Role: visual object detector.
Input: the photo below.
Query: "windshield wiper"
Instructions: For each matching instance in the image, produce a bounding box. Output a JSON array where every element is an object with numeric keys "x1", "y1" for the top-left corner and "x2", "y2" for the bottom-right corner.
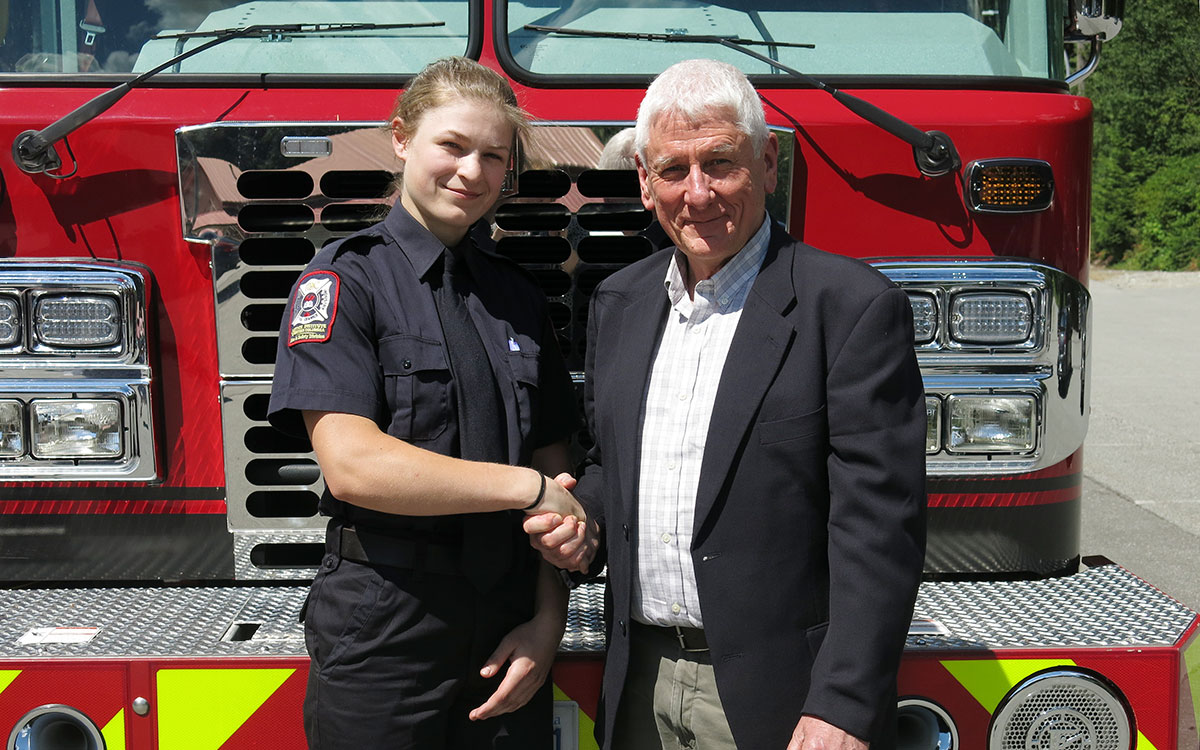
[
  {"x1": 155, "y1": 22, "x2": 441, "y2": 41},
  {"x1": 525, "y1": 24, "x2": 960, "y2": 178},
  {"x1": 12, "y1": 21, "x2": 445, "y2": 176},
  {"x1": 524, "y1": 25, "x2": 814, "y2": 50}
]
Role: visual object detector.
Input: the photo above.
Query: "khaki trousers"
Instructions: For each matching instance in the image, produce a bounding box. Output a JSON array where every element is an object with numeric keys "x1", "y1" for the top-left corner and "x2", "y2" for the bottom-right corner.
[{"x1": 611, "y1": 622, "x2": 739, "y2": 750}]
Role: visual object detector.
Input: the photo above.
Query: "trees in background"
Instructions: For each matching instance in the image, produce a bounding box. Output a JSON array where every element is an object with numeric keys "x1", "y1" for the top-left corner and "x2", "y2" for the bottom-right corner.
[{"x1": 1086, "y1": 0, "x2": 1200, "y2": 269}]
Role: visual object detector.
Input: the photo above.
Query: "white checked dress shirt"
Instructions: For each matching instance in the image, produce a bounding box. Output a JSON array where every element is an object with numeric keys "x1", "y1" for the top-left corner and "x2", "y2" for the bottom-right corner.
[{"x1": 633, "y1": 215, "x2": 772, "y2": 628}]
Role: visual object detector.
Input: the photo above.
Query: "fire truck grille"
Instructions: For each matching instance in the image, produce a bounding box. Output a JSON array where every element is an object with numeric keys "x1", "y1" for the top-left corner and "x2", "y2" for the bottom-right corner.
[{"x1": 179, "y1": 123, "x2": 656, "y2": 578}]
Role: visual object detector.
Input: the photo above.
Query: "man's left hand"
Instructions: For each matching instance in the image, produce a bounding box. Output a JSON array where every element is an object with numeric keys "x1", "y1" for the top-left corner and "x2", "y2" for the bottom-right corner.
[
  {"x1": 787, "y1": 716, "x2": 868, "y2": 750},
  {"x1": 468, "y1": 615, "x2": 560, "y2": 721}
]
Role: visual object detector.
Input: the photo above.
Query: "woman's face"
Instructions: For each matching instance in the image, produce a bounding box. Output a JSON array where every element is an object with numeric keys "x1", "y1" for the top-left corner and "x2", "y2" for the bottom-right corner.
[{"x1": 392, "y1": 99, "x2": 513, "y2": 247}]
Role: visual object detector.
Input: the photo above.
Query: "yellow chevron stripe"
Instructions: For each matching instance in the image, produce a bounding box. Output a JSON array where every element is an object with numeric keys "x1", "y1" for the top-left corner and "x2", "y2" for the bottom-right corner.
[
  {"x1": 0, "y1": 671, "x2": 19, "y2": 695},
  {"x1": 554, "y1": 685, "x2": 600, "y2": 750},
  {"x1": 157, "y1": 668, "x2": 293, "y2": 750},
  {"x1": 941, "y1": 658, "x2": 1075, "y2": 713},
  {"x1": 945, "y1": 659, "x2": 1163, "y2": 748},
  {"x1": 101, "y1": 708, "x2": 126, "y2": 750}
]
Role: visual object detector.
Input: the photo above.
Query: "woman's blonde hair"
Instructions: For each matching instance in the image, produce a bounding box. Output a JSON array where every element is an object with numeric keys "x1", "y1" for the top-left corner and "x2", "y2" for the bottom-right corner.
[{"x1": 391, "y1": 57, "x2": 529, "y2": 145}]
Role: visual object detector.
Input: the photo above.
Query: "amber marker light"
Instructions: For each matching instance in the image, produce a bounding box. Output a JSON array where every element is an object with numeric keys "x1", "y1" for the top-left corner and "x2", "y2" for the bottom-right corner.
[{"x1": 965, "y1": 159, "x2": 1054, "y2": 213}]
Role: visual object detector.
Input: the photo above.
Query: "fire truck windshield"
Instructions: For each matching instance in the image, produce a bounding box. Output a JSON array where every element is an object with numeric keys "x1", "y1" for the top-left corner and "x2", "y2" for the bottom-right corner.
[
  {"x1": 0, "y1": 0, "x2": 470, "y2": 76},
  {"x1": 505, "y1": 0, "x2": 1068, "y2": 81}
]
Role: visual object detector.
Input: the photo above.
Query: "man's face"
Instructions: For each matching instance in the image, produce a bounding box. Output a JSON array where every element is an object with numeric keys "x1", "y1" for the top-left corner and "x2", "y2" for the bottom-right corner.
[{"x1": 638, "y1": 110, "x2": 778, "y2": 280}]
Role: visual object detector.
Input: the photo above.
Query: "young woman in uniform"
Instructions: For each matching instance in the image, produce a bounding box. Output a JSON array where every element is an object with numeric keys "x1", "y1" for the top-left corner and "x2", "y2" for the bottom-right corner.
[{"x1": 269, "y1": 56, "x2": 584, "y2": 749}]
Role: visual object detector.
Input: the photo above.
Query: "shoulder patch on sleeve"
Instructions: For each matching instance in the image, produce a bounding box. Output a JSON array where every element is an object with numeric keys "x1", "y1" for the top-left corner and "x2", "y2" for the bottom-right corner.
[{"x1": 288, "y1": 271, "x2": 340, "y2": 346}]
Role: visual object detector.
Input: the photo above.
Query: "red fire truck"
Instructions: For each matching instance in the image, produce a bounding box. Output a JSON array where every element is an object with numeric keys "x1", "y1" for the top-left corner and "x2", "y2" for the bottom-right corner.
[{"x1": 2, "y1": 0, "x2": 1197, "y2": 748}]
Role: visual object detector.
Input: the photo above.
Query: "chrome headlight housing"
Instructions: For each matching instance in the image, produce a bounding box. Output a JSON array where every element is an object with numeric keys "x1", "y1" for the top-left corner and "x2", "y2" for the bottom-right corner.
[
  {"x1": 877, "y1": 261, "x2": 1090, "y2": 476},
  {"x1": 0, "y1": 262, "x2": 156, "y2": 481}
]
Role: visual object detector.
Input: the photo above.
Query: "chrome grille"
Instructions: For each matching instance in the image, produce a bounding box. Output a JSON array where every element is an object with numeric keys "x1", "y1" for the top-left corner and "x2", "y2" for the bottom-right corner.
[{"x1": 177, "y1": 123, "x2": 791, "y2": 577}]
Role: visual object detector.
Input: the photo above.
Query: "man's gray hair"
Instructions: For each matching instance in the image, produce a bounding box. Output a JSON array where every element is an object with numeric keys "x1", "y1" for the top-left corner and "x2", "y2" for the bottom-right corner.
[{"x1": 635, "y1": 59, "x2": 768, "y2": 163}]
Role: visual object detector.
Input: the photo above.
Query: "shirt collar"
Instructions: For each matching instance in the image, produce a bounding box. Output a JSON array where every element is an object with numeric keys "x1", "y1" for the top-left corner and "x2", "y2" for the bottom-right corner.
[
  {"x1": 379, "y1": 201, "x2": 456, "y2": 281},
  {"x1": 663, "y1": 213, "x2": 772, "y2": 311}
]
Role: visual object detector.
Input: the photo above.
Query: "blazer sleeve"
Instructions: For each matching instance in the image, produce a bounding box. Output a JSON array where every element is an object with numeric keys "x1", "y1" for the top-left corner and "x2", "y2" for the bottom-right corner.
[
  {"x1": 570, "y1": 284, "x2": 612, "y2": 577},
  {"x1": 802, "y1": 284, "x2": 927, "y2": 739}
]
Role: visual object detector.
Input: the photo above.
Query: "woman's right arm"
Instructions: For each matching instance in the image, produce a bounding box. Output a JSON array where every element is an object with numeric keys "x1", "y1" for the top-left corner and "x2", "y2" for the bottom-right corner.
[{"x1": 304, "y1": 410, "x2": 586, "y2": 520}]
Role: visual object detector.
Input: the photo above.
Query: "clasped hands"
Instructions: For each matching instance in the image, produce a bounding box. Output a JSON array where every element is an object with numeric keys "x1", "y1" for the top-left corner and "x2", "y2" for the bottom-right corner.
[{"x1": 521, "y1": 472, "x2": 598, "y2": 574}]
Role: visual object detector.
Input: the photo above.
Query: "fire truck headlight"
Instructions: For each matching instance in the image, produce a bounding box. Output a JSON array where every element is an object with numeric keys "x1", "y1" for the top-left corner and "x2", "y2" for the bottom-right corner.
[
  {"x1": 31, "y1": 399, "x2": 123, "y2": 458},
  {"x1": 907, "y1": 292, "x2": 937, "y2": 344},
  {"x1": 32, "y1": 294, "x2": 121, "y2": 348},
  {"x1": 0, "y1": 295, "x2": 21, "y2": 347},
  {"x1": 949, "y1": 292, "x2": 1033, "y2": 345},
  {"x1": 925, "y1": 396, "x2": 941, "y2": 454},
  {"x1": 0, "y1": 400, "x2": 24, "y2": 457},
  {"x1": 946, "y1": 395, "x2": 1036, "y2": 454}
]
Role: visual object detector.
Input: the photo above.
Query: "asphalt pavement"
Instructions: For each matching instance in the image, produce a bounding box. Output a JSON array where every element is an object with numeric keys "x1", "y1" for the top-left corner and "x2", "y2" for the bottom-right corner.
[{"x1": 1080, "y1": 268, "x2": 1200, "y2": 611}]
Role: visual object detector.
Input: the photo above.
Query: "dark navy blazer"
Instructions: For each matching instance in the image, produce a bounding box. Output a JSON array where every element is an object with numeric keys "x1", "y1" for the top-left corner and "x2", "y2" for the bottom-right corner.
[{"x1": 576, "y1": 223, "x2": 927, "y2": 749}]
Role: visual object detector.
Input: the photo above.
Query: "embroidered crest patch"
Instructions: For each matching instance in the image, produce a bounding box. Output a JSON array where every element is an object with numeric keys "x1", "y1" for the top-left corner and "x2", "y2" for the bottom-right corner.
[{"x1": 288, "y1": 271, "x2": 339, "y2": 345}]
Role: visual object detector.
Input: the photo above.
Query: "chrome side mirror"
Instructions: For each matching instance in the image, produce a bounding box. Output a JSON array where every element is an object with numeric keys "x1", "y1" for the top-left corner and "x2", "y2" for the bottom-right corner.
[
  {"x1": 1068, "y1": 0, "x2": 1125, "y2": 42},
  {"x1": 1064, "y1": 0, "x2": 1126, "y2": 85}
]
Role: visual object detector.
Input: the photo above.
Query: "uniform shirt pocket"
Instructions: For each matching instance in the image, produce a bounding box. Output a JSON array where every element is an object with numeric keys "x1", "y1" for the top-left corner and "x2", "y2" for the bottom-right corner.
[
  {"x1": 758, "y1": 405, "x2": 827, "y2": 445},
  {"x1": 506, "y1": 333, "x2": 541, "y2": 442},
  {"x1": 380, "y1": 334, "x2": 451, "y2": 441}
]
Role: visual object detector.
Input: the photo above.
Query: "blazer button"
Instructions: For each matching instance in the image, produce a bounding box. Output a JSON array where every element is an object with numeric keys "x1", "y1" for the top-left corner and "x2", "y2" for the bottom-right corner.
[
  {"x1": 623, "y1": 524, "x2": 629, "y2": 540},
  {"x1": 619, "y1": 620, "x2": 627, "y2": 636}
]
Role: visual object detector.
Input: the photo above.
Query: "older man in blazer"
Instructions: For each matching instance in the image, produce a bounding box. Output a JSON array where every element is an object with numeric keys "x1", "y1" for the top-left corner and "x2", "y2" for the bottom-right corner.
[{"x1": 529, "y1": 59, "x2": 926, "y2": 750}]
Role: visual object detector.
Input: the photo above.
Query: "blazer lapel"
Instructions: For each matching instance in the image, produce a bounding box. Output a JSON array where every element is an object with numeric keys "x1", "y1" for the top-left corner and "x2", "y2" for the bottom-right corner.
[
  {"x1": 608, "y1": 260, "x2": 671, "y2": 525},
  {"x1": 693, "y1": 231, "x2": 798, "y2": 533}
]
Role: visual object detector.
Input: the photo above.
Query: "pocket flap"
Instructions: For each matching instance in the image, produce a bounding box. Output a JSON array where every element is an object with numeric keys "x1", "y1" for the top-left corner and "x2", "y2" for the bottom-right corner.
[{"x1": 380, "y1": 335, "x2": 448, "y2": 375}]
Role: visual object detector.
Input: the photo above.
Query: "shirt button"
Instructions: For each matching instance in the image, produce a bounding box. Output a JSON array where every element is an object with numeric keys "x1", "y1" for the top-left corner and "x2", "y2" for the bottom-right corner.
[
  {"x1": 677, "y1": 393, "x2": 688, "y2": 401},
  {"x1": 671, "y1": 603, "x2": 682, "y2": 614},
  {"x1": 720, "y1": 296, "x2": 729, "y2": 305},
  {"x1": 666, "y1": 461, "x2": 676, "y2": 471},
  {"x1": 661, "y1": 533, "x2": 672, "y2": 544},
  {"x1": 402, "y1": 359, "x2": 412, "y2": 370}
]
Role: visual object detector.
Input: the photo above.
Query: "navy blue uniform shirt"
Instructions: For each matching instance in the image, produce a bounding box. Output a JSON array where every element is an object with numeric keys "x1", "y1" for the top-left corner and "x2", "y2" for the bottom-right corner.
[{"x1": 268, "y1": 201, "x2": 578, "y2": 536}]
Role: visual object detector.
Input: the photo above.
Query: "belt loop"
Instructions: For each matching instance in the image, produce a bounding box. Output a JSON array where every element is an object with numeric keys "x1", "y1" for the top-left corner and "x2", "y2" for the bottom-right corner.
[{"x1": 326, "y1": 521, "x2": 343, "y2": 555}]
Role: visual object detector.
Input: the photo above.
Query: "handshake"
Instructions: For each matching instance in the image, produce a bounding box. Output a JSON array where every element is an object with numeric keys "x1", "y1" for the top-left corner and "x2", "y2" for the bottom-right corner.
[{"x1": 519, "y1": 471, "x2": 598, "y2": 575}]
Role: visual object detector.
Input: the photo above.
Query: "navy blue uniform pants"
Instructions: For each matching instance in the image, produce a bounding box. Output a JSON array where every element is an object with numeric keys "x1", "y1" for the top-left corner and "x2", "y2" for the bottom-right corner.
[{"x1": 302, "y1": 550, "x2": 551, "y2": 749}]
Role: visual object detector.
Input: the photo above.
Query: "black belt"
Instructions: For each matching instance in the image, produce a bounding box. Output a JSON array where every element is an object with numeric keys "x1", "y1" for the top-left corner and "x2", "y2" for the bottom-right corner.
[
  {"x1": 633, "y1": 620, "x2": 710, "y2": 653},
  {"x1": 330, "y1": 524, "x2": 462, "y2": 577}
]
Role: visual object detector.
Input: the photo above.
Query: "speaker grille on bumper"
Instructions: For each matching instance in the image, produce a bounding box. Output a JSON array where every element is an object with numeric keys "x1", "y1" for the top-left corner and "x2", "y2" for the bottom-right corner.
[{"x1": 989, "y1": 670, "x2": 1131, "y2": 750}]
